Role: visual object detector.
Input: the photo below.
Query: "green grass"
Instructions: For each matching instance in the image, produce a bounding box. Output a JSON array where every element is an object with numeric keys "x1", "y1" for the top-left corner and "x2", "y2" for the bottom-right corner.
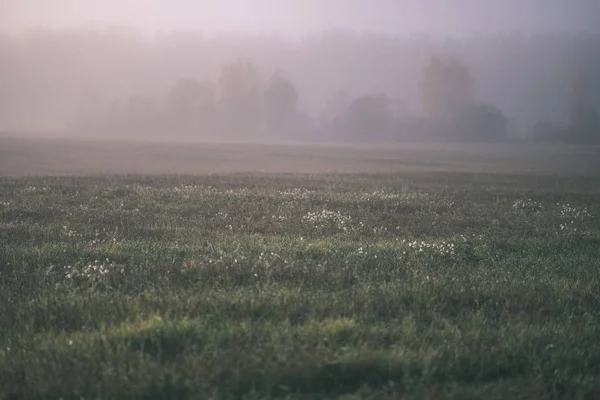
[{"x1": 1, "y1": 167, "x2": 600, "y2": 398}]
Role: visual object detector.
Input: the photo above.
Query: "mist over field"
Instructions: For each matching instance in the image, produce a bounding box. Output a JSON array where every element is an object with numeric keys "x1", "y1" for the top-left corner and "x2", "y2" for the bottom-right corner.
[{"x1": 1, "y1": 0, "x2": 599, "y2": 146}]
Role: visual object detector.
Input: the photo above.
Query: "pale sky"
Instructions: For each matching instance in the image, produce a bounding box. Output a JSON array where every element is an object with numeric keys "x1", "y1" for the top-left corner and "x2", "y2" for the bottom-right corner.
[{"x1": 1, "y1": 0, "x2": 597, "y2": 36}]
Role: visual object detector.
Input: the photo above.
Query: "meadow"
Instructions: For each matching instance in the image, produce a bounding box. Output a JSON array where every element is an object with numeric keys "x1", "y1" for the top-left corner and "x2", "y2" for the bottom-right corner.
[{"x1": 1, "y1": 138, "x2": 600, "y2": 399}]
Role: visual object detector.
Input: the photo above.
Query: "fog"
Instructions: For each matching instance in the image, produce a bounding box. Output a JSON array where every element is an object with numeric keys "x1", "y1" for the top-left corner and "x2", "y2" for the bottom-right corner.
[
  {"x1": 3, "y1": 0, "x2": 598, "y2": 36},
  {"x1": 1, "y1": 0, "x2": 599, "y2": 144}
]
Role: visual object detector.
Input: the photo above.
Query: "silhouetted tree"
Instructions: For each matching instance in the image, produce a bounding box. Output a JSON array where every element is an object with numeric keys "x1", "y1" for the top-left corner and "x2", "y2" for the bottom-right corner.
[
  {"x1": 533, "y1": 121, "x2": 566, "y2": 143},
  {"x1": 3, "y1": 28, "x2": 600, "y2": 140},
  {"x1": 217, "y1": 59, "x2": 263, "y2": 136},
  {"x1": 263, "y1": 72, "x2": 299, "y2": 135},
  {"x1": 168, "y1": 79, "x2": 214, "y2": 115},
  {"x1": 121, "y1": 95, "x2": 160, "y2": 136},
  {"x1": 419, "y1": 54, "x2": 474, "y2": 120},
  {"x1": 317, "y1": 89, "x2": 351, "y2": 132},
  {"x1": 568, "y1": 71, "x2": 600, "y2": 143},
  {"x1": 167, "y1": 78, "x2": 216, "y2": 135},
  {"x1": 453, "y1": 103, "x2": 508, "y2": 142},
  {"x1": 337, "y1": 95, "x2": 394, "y2": 140},
  {"x1": 127, "y1": 95, "x2": 157, "y2": 118}
]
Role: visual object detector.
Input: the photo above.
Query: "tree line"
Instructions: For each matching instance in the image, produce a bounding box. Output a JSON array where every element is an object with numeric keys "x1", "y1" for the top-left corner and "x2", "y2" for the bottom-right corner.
[
  {"x1": 1, "y1": 28, "x2": 599, "y2": 143},
  {"x1": 71, "y1": 55, "x2": 599, "y2": 143}
]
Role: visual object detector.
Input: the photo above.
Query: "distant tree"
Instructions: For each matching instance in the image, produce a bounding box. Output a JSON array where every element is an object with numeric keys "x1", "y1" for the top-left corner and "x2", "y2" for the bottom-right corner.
[
  {"x1": 533, "y1": 121, "x2": 566, "y2": 143},
  {"x1": 128, "y1": 95, "x2": 157, "y2": 116},
  {"x1": 123, "y1": 94, "x2": 160, "y2": 136},
  {"x1": 317, "y1": 89, "x2": 351, "y2": 132},
  {"x1": 386, "y1": 96, "x2": 408, "y2": 119},
  {"x1": 263, "y1": 72, "x2": 299, "y2": 134},
  {"x1": 76, "y1": 83, "x2": 101, "y2": 118},
  {"x1": 419, "y1": 54, "x2": 475, "y2": 120},
  {"x1": 453, "y1": 103, "x2": 508, "y2": 142},
  {"x1": 568, "y1": 71, "x2": 600, "y2": 143},
  {"x1": 294, "y1": 109, "x2": 316, "y2": 137},
  {"x1": 168, "y1": 79, "x2": 215, "y2": 115},
  {"x1": 167, "y1": 78, "x2": 215, "y2": 135},
  {"x1": 71, "y1": 94, "x2": 162, "y2": 138},
  {"x1": 70, "y1": 83, "x2": 102, "y2": 132},
  {"x1": 217, "y1": 59, "x2": 263, "y2": 135},
  {"x1": 337, "y1": 95, "x2": 395, "y2": 140}
]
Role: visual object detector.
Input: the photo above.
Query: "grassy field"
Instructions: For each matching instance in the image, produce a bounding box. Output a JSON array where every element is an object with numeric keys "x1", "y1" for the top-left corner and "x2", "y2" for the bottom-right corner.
[
  {"x1": 1, "y1": 138, "x2": 600, "y2": 398},
  {"x1": 1, "y1": 135, "x2": 600, "y2": 176}
]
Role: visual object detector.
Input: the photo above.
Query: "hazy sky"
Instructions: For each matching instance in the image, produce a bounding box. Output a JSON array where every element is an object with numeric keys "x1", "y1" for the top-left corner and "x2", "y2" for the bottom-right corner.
[{"x1": 1, "y1": 0, "x2": 597, "y2": 37}]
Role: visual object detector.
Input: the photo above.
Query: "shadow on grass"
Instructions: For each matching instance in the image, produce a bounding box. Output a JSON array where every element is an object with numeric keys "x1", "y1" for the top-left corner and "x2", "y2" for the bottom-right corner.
[{"x1": 223, "y1": 353, "x2": 531, "y2": 397}]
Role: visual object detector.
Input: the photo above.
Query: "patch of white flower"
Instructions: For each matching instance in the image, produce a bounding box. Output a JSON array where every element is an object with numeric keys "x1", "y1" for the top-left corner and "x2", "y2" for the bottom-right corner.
[
  {"x1": 199, "y1": 250, "x2": 248, "y2": 267},
  {"x1": 137, "y1": 184, "x2": 223, "y2": 198},
  {"x1": 401, "y1": 239, "x2": 457, "y2": 256},
  {"x1": 371, "y1": 226, "x2": 389, "y2": 235},
  {"x1": 222, "y1": 188, "x2": 251, "y2": 197},
  {"x1": 62, "y1": 225, "x2": 82, "y2": 238},
  {"x1": 48, "y1": 259, "x2": 124, "y2": 289},
  {"x1": 512, "y1": 198, "x2": 543, "y2": 212},
  {"x1": 258, "y1": 251, "x2": 288, "y2": 265},
  {"x1": 512, "y1": 199, "x2": 594, "y2": 235},
  {"x1": 357, "y1": 191, "x2": 431, "y2": 202},
  {"x1": 353, "y1": 239, "x2": 459, "y2": 260},
  {"x1": 21, "y1": 185, "x2": 50, "y2": 193},
  {"x1": 557, "y1": 203, "x2": 593, "y2": 234},
  {"x1": 89, "y1": 228, "x2": 120, "y2": 246},
  {"x1": 173, "y1": 184, "x2": 203, "y2": 194},
  {"x1": 131, "y1": 184, "x2": 154, "y2": 195},
  {"x1": 302, "y1": 210, "x2": 352, "y2": 232},
  {"x1": 168, "y1": 184, "x2": 214, "y2": 199},
  {"x1": 358, "y1": 191, "x2": 400, "y2": 201},
  {"x1": 278, "y1": 188, "x2": 315, "y2": 199}
]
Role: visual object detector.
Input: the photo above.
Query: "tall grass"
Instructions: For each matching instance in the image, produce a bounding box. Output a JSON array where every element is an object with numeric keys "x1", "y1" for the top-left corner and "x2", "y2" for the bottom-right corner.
[{"x1": 1, "y1": 172, "x2": 600, "y2": 398}]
